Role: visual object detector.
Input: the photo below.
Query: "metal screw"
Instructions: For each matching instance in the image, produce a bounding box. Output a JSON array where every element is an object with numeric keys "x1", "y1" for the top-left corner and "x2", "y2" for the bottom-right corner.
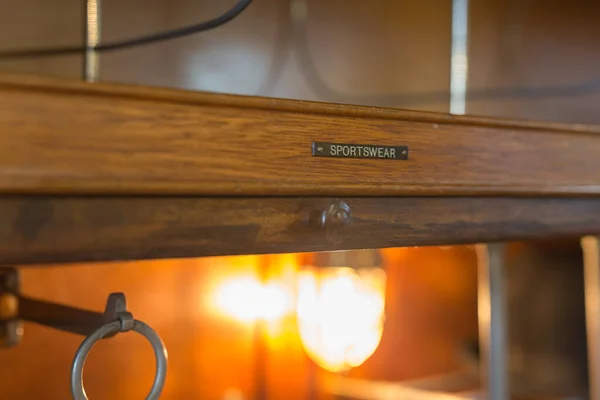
[
  {"x1": 0, "y1": 293, "x2": 18, "y2": 319},
  {"x1": 319, "y1": 201, "x2": 353, "y2": 242},
  {"x1": 1, "y1": 321, "x2": 23, "y2": 347}
]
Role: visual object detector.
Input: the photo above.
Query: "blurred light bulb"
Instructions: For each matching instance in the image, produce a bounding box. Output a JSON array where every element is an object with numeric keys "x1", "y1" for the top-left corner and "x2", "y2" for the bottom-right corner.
[
  {"x1": 214, "y1": 277, "x2": 290, "y2": 323},
  {"x1": 297, "y1": 250, "x2": 386, "y2": 372}
]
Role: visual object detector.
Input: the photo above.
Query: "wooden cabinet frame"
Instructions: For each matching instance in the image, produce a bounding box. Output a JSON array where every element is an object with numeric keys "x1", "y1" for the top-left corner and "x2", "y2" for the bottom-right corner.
[
  {"x1": 1, "y1": 73, "x2": 600, "y2": 264},
  {"x1": 2, "y1": 73, "x2": 600, "y2": 399}
]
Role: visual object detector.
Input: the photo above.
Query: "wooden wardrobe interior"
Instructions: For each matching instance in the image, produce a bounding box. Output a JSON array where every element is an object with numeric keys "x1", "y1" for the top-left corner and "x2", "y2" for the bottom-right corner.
[{"x1": 1, "y1": 0, "x2": 599, "y2": 399}]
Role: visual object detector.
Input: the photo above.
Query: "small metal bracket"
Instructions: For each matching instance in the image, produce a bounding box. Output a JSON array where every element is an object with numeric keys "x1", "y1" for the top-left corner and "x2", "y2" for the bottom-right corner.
[
  {"x1": 103, "y1": 292, "x2": 134, "y2": 332},
  {"x1": 0, "y1": 267, "x2": 22, "y2": 347},
  {"x1": 0, "y1": 268, "x2": 168, "y2": 398}
]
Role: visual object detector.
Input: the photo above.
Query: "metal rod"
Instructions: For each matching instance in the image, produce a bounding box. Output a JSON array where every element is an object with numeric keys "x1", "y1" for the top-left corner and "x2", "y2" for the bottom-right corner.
[
  {"x1": 582, "y1": 236, "x2": 600, "y2": 400},
  {"x1": 476, "y1": 243, "x2": 509, "y2": 400},
  {"x1": 18, "y1": 296, "x2": 105, "y2": 336},
  {"x1": 84, "y1": 0, "x2": 101, "y2": 81},
  {"x1": 450, "y1": 0, "x2": 469, "y2": 115}
]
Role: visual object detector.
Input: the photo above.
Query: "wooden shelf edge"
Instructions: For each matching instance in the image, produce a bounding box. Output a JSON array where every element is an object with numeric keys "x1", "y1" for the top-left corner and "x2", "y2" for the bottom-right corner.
[
  {"x1": 4, "y1": 196, "x2": 600, "y2": 266},
  {"x1": 2, "y1": 72, "x2": 600, "y2": 197},
  {"x1": 2, "y1": 72, "x2": 599, "y2": 134}
]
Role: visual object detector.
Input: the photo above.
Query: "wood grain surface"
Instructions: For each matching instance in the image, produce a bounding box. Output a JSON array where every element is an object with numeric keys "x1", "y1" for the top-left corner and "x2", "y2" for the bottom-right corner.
[
  {"x1": 3, "y1": 195, "x2": 600, "y2": 265},
  {"x1": 1, "y1": 73, "x2": 600, "y2": 196}
]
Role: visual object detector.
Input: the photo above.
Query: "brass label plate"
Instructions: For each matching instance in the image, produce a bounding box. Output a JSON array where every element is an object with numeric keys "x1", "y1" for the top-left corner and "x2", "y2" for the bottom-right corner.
[{"x1": 312, "y1": 142, "x2": 408, "y2": 160}]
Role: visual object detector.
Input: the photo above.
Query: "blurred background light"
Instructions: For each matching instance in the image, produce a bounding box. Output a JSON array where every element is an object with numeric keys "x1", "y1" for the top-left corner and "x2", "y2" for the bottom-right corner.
[
  {"x1": 297, "y1": 250, "x2": 386, "y2": 372},
  {"x1": 214, "y1": 276, "x2": 291, "y2": 324},
  {"x1": 209, "y1": 250, "x2": 387, "y2": 373}
]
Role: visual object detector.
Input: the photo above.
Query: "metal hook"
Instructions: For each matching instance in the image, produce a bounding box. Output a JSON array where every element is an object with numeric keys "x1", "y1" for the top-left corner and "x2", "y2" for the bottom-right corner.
[
  {"x1": 70, "y1": 293, "x2": 168, "y2": 400},
  {"x1": 103, "y1": 293, "x2": 134, "y2": 332}
]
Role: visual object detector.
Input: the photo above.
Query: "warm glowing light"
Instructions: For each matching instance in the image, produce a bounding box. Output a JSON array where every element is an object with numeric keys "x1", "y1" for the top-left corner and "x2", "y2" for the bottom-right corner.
[
  {"x1": 297, "y1": 266, "x2": 386, "y2": 372},
  {"x1": 214, "y1": 276, "x2": 291, "y2": 323}
]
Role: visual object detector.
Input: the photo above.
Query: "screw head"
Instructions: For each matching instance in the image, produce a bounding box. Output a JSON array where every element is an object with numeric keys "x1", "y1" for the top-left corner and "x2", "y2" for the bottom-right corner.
[{"x1": 319, "y1": 201, "x2": 353, "y2": 242}]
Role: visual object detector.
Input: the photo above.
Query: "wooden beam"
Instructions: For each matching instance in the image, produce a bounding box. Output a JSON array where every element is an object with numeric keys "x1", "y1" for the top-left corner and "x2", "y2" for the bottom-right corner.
[
  {"x1": 3, "y1": 196, "x2": 600, "y2": 265},
  {"x1": 1, "y1": 73, "x2": 600, "y2": 196}
]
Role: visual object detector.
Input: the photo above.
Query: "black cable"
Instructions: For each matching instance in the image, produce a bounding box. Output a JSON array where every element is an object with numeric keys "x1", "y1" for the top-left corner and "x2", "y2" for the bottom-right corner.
[
  {"x1": 0, "y1": 0, "x2": 253, "y2": 60},
  {"x1": 3, "y1": 0, "x2": 600, "y2": 106},
  {"x1": 291, "y1": 0, "x2": 600, "y2": 107}
]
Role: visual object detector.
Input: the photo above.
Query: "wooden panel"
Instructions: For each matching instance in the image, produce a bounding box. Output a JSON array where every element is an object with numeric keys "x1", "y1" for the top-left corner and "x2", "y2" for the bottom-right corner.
[
  {"x1": 3, "y1": 195, "x2": 600, "y2": 265},
  {"x1": 0, "y1": 0, "x2": 82, "y2": 78},
  {"x1": 469, "y1": 0, "x2": 600, "y2": 124},
  {"x1": 2, "y1": 74, "x2": 600, "y2": 196}
]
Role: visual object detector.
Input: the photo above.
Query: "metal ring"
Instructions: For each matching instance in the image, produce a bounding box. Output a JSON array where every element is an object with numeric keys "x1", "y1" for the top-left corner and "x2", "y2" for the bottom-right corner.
[{"x1": 70, "y1": 320, "x2": 168, "y2": 400}]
